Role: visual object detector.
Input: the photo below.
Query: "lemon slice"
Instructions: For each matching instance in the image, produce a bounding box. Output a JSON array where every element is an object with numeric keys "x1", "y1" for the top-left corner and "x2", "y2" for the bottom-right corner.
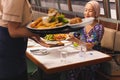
[{"x1": 73, "y1": 42, "x2": 79, "y2": 47}]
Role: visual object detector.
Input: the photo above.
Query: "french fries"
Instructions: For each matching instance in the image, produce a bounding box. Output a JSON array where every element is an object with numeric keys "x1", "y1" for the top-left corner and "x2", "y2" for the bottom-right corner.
[
  {"x1": 30, "y1": 17, "x2": 42, "y2": 28},
  {"x1": 30, "y1": 8, "x2": 68, "y2": 29},
  {"x1": 30, "y1": 18, "x2": 63, "y2": 29}
]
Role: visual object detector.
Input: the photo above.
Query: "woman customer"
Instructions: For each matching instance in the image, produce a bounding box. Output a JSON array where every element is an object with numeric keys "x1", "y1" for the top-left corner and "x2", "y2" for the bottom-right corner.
[
  {"x1": 0, "y1": 0, "x2": 41, "y2": 80},
  {"x1": 65, "y1": 0, "x2": 104, "y2": 80},
  {"x1": 70, "y1": 0, "x2": 104, "y2": 51}
]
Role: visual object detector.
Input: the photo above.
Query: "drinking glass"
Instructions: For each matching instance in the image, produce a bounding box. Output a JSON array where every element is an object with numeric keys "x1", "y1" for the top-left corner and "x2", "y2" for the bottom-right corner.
[
  {"x1": 78, "y1": 35, "x2": 87, "y2": 57},
  {"x1": 60, "y1": 51, "x2": 68, "y2": 63},
  {"x1": 79, "y1": 43, "x2": 87, "y2": 58}
]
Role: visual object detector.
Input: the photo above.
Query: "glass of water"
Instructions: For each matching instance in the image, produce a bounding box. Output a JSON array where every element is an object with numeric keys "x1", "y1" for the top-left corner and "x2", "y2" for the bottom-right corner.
[
  {"x1": 79, "y1": 43, "x2": 87, "y2": 58},
  {"x1": 60, "y1": 51, "x2": 68, "y2": 63}
]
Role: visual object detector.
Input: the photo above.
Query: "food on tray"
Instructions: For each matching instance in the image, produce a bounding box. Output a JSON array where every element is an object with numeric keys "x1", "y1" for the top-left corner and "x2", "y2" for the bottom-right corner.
[
  {"x1": 30, "y1": 8, "x2": 69, "y2": 29},
  {"x1": 69, "y1": 17, "x2": 82, "y2": 24},
  {"x1": 48, "y1": 8, "x2": 58, "y2": 16},
  {"x1": 30, "y1": 17, "x2": 42, "y2": 28},
  {"x1": 54, "y1": 34, "x2": 68, "y2": 41},
  {"x1": 44, "y1": 34, "x2": 68, "y2": 41}
]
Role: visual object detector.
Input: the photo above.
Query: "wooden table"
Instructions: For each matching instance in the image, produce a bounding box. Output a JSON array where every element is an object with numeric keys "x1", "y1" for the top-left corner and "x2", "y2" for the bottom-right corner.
[{"x1": 26, "y1": 40, "x2": 112, "y2": 74}]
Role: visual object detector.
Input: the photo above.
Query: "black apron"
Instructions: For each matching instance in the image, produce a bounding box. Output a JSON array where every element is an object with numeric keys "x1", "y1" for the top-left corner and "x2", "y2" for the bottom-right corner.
[{"x1": 0, "y1": 27, "x2": 28, "y2": 80}]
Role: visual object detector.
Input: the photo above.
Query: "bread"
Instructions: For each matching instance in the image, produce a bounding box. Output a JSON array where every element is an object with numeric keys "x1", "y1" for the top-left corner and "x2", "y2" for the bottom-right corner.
[{"x1": 69, "y1": 17, "x2": 82, "y2": 24}]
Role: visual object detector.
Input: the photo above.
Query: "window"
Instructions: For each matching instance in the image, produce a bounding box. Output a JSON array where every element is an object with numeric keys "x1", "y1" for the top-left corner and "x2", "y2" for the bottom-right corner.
[{"x1": 30, "y1": 0, "x2": 119, "y2": 19}]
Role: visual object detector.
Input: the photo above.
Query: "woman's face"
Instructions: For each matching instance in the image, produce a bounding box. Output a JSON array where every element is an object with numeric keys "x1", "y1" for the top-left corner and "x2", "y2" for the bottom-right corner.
[{"x1": 84, "y1": 3, "x2": 96, "y2": 18}]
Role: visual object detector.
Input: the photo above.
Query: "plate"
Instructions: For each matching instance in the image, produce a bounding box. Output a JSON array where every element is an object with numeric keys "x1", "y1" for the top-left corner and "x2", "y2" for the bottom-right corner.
[
  {"x1": 26, "y1": 17, "x2": 93, "y2": 34},
  {"x1": 68, "y1": 17, "x2": 95, "y2": 28},
  {"x1": 26, "y1": 16, "x2": 69, "y2": 30},
  {"x1": 26, "y1": 22, "x2": 69, "y2": 34},
  {"x1": 27, "y1": 22, "x2": 68, "y2": 30}
]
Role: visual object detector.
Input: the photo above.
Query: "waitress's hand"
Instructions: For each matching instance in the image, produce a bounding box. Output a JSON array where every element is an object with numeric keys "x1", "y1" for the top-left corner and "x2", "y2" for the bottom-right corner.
[{"x1": 29, "y1": 35, "x2": 41, "y2": 43}]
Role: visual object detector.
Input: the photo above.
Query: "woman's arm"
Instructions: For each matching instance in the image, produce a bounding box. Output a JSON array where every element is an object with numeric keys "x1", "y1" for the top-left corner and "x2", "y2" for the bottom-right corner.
[{"x1": 68, "y1": 35, "x2": 94, "y2": 50}]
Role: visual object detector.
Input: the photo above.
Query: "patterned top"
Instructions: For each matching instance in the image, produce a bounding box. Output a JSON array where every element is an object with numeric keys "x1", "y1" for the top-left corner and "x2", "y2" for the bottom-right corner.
[
  {"x1": 65, "y1": 24, "x2": 104, "y2": 80},
  {"x1": 74, "y1": 23, "x2": 104, "y2": 50}
]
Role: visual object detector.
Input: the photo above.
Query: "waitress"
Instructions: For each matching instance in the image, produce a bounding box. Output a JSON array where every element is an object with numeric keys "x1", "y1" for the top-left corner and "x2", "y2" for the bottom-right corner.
[{"x1": 0, "y1": 0, "x2": 41, "y2": 80}]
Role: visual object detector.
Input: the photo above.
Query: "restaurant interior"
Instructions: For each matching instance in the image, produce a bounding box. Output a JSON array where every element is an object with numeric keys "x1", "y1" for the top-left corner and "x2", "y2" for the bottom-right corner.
[{"x1": 26, "y1": 0, "x2": 120, "y2": 80}]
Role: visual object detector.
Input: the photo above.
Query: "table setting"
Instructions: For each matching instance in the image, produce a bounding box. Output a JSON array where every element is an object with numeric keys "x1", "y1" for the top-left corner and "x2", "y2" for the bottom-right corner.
[
  {"x1": 26, "y1": 38, "x2": 112, "y2": 74},
  {"x1": 26, "y1": 8, "x2": 111, "y2": 74}
]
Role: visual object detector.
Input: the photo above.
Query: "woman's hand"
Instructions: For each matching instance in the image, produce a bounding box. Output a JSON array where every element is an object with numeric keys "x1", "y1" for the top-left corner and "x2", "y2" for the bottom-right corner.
[
  {"x1": 86, "y1": 43, "x2": 94, "y2": 50},
  {"x1": 68, "y1": 33, "x2": 81, "y2": 44}
]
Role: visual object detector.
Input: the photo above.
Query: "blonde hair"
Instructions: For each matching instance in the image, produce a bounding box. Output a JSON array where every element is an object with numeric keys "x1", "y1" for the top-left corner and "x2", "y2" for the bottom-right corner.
[{"x1": 86, "y1": 0, "x2": 100, "y2": 17}]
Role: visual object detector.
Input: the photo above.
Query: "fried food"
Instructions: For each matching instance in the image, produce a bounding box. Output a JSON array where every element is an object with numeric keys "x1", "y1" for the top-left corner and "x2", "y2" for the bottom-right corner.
[
  {"x1": 53, "y1": 34, "x2": 67, "y2": 41},
  {"x1": 30, "y1": 17, "x2": 42, "y2": 28},
  {"x1": 30, "y1": 8, "x2": 68, "y2": 29},
  {"x1": 36, "y1": 22, "x2": 43, "y2": 27},
  {"x1": 69, "y1": 17, "x2": 82, "y2": 24},
  {"x1": 55, "y1": 22, "x2": 63, "y2": 27},
  {"x1": 44, "y1": 34, "x2": 68, "y2": 41}
]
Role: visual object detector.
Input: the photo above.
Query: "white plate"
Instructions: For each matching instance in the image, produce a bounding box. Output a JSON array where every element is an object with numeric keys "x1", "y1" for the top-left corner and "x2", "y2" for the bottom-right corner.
[
  {"x1": 26, "y1": 16, "x2": 68, "y2": 30},
  {"x1": 41, "y1": 34, "x2": 70, "y2": 44},
  {"x1": 68, "y1": 17, "x2": 94, "y2": 28}
]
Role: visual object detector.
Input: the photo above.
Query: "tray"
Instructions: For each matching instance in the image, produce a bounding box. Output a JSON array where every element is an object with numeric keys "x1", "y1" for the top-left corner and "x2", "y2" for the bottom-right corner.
[
  {"x1": 26, "y1": 23, "x2": 69, "y2": 34},
  {"x1": 26, "y1": 24, "x2": 84, "y2": 34},
  {"x1": 26, "y1": 17, "x2": 94, "y2": 34}
]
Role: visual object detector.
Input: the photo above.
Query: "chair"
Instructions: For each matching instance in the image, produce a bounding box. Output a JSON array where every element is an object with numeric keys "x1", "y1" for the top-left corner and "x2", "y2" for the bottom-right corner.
[
  {"x1": 113, "y1": 31, "x2": 120, "y2": 65},
  {"x1": 100, "y1": 27, "x2": 116, "y2": 54},
  {"x1": 97, "y1": 27, "x2": 120, "y2": 80}
]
